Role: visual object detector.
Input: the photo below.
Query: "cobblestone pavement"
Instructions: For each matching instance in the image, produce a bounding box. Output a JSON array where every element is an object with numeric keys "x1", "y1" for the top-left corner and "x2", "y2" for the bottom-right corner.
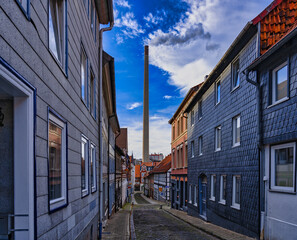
[{"x1": 133, "y1": 195, "x2": 219, "y2": 240}]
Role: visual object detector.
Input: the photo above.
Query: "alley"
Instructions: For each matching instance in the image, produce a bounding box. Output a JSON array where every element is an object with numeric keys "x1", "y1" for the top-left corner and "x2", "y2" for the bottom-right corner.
[{"x1": 132, "y1": 194, "x2": 219, "y2": 240}]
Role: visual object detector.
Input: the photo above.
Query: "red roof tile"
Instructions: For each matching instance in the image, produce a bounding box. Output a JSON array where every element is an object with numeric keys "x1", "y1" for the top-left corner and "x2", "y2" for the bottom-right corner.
[{"x1": 150, "y1": 155, "x2": 171, "y2": 174}]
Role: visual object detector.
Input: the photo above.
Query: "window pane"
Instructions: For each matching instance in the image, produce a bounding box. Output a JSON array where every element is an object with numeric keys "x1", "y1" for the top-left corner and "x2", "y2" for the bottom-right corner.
[
  {"x1": 49, "y1": 0, "x2": 65, "y2": 64},
  {"x1": 81, "y1": 140, "x2": 87, "y2": 190},
  {"x1": 275, "y1": 147, "x2": 294, "y2": 187},
  {"x1": 49, "y1": 121, "x2": 62, "y2": 200},
  {"x1": 223, "y1": 176, "x2": 226, "y2": 200},
  {"x1": 81, "y1": 50, "x2": 87, "y2": 102},
  {"x1": 217, "y1": 82, "x2": 221, "y2": 103},
  {"x1": 235, "y1": 177, "x2": 240, "y2": 204},
  {"x1": 90, "y1": 71, "x2": 95, "y2": 114},
  {"x1": 233, "y1": 60, "x2": 240, "y2": 87},
  {"x1": 276, "y1": 65, "x2": 287, "y2": 101},
  {"x1": 18, "y1": 0, "x2": 28, "y2": 12}
]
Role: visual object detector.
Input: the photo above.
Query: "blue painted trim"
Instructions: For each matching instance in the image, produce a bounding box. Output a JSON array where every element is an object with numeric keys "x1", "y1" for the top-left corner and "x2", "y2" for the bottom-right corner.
[
  {"x1": 47, "y1": 107, "x2": 69, "y2": 214},
  {"x1": 81, "y1": 134, "x2": 90, "y2": 198},
  {"x1": 87, "y1": 58, "x2": 89, "y2": 109},
  {"x1": 0, "y1": 57, "x2": 37, "y2": 239},
  {"x1": 65, "y1": 0, "x2": 68, "y2": 76},
  {"x1": 94, "y1": 13, "x2": 97, "y2": 42},
  {"x1": 15, "y1": 0, "x2": 30, "y2": 21}
]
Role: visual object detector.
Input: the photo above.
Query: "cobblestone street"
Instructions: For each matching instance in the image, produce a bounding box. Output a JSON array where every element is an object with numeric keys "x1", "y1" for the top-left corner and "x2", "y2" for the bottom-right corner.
[{"x1": 133, "y1": 194, "x2": 219, "y2": 240}]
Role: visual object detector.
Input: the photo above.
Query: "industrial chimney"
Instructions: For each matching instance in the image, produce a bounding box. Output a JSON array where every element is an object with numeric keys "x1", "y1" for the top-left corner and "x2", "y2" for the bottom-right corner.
[{"x1": 142, "y1": 45, "x2": 149, "y2": 163}]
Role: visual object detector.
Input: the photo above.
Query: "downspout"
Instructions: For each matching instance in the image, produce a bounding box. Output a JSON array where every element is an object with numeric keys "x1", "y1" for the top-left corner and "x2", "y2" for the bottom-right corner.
[
  {"x1": 244, "y1": 69, "x2": 263, "y2": 238},
  {"x1": 99, "y1": 10, "x2": 114, "y2": 240},
  {"x1": 107, "y1": 118, "x2": 110, "y2": 219},
  {"x1": 115, "y1": 130, "x2": 121, "y2": 213}
]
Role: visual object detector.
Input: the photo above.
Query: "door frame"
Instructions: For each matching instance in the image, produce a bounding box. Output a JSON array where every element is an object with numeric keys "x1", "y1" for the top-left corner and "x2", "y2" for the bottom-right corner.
[
  {"x1": 0, "y1": 58, "x2": 36, "y2": 240},
  {"x1": 198, "y1": 174, "x2": 207, "y2": 220}
]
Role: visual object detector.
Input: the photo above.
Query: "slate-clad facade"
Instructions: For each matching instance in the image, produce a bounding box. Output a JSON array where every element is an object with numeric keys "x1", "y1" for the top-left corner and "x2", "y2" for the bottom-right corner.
[{"x1": 0, "y1": 0, "x2": 116, "y2": 239}]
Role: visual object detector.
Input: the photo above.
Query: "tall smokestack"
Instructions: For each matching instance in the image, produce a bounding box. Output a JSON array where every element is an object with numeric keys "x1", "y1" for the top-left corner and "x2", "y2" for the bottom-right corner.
[{"x1": 143, "y1": 45, "x2": 149, "y2": 163}]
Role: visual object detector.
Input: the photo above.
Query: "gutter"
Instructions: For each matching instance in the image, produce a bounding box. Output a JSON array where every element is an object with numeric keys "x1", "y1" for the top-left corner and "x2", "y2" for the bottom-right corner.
[{"x1": 99, "y1": 1, "x2": 114, "y2": 238}]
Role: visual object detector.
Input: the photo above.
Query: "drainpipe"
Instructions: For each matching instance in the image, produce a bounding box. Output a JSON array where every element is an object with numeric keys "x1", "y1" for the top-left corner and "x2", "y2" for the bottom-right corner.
[
  {"x1": 107, "y1": 119, "x2": 110, "y2": 219},
  {"x1": 115, "y1": 130, "x2": 121, "y2": 213},
  {"x1": 244, "y1": 69, "x2": 263, "y2": 239},
  {"x1": 99, "y1": 9, "x2": 114, "y2": 240}
]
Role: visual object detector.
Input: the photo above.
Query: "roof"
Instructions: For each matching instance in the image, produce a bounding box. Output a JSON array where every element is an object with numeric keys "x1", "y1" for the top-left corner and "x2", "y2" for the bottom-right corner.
[
  {"x1": 150, "y1": 154, "x2": 171, "y2": 174},
  {"x1": 169, "y1": 84, "x2": 202, "y2": 124},
  {"x1": 116, "y1": 128, "x2": 128, "y2": 151},
  {"x1": 135, "y1": 165, "x2": 140, "y2": 178},
  {"x1": 96, "y1": 0, "x2": 114, "y2": 24},
  {"x1": 253, "y1": 0, "x2": 297, "y2": 55}
]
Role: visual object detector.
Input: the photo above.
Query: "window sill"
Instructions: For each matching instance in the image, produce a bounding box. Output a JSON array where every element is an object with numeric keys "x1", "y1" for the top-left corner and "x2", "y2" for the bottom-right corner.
[
  {"x1": 215, "y1": 148, "x2": 221, "y2": 152},
  {"x1": 231, "y1": 85, "x2": 240, "y2": 93},
  {"x1": 209, "y1": 197, "x2": 215, "y2": 201},
  {"x1": 49, "y1": 49, "x2": 68, "y2": 78},
  {"x1": 231, "y1": 204, "x2": 240, "y2": 210},
  {"x1": 219, "y1": 200, "x2": 226, "y2": 205},
  {"x1": 198, "y1": 117, "x2": 202, "y2": 121},
  {"x1": 269, "y1": 188, "x2": 296, "y2": 195},
  {"x1": 91, "y1": 186, "x2": 97, "y2": 193},
  {"x1": 215, "y1": 101, "x2": 221, "y2": 106},
  {"x1": 198, "y1": 153, "x2": 203, "y2": 156},
  {"x1": 268, "y1": 97, "x2": 289, "y2": 109},
  {"x1": 232, "y1": 143, "x2": 240, "y2": 148},
  {"x1": 81, "y1": 189, "x2": 89, "y2": 198}
]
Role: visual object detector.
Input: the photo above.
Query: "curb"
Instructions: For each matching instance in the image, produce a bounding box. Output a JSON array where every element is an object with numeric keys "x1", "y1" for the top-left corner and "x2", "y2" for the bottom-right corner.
[{"x1": 130, "y1": 204, "x2": 136, "y2": 240}]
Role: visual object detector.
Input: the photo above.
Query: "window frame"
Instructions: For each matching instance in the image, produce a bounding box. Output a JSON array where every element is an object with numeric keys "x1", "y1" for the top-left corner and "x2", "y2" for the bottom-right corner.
[
  {"x1": 232, "y1": 59, "x2": 240, "y2": 89},
  {"x1": 81, "y1": 44, "x2": 89, "y2": 107},
  {"x1": 16, "y1": 0, "x2": 30, "y2": 19},
  {"x1": 83, "y1": 0, "x2": 89, "y2": 16},
  {"x1": 90, "y1": 143, "x2": 97, "y2": 193},
  {"x1": 90, "y1": 66, "x2": 96, "y2": 118},
  {"x1": 198, "y1": 100, "x2": 202, "y2": 120},
  {"x1": 48, "y1": 108, "x2": 68, "y2": 212},
  {"x1": 232, "y1": 115, "x2": 240, "y2": 147},
  {"x1": 193, "y1": 185, "x2": 197, "y2": 206},
  {"x1": 210, "y1": 175, "x2": 216, "y2": 201},
  {"x1": 215, "y1": 125, "x2": 222, "y2": 151},
  {"x1": 191, "y1": 140, "x2": 195, "y2": 158},
  {"x1": 219, "y1": 175, "x2": 226, "y2": 205},
  {"x1": 48, "y1": 0, "x2": 68, "y2": 74},
  {"x1": 191, "y1": 110, "x2": 194, "y2": 126},
  {"x1": 198, "y1": 136, "x2": 203, "y2": 156},
  {"x1": 215, "y1": 80, "x2": 221, "y2": 105},
  {"x1": 271, "y1": 61, "x2": 289, "y2": 105},
  {"x1": 232, "y1": 175, "x2": 241, "y2": 210},
  {"x1": 81, "y1": 135, "x2": 89, "y2": 197},
  {"x1": 189, "y1": 184, "x2": 192, "y2": 204},
  {"x1": 270, "y1": 142, "x2": 296, "y2": 193}
]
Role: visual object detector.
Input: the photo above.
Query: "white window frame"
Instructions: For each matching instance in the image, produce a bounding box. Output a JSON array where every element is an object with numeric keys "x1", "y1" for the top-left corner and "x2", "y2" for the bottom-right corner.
[
  {"x1": 270, "y1": 142, "x2": 296, "y2": 193},
  {"x1": 232, "y1": 175, "x2": 240, "y2": 210},
  {"x1": 216, "y1": 80, "x2": 221, "y2": 104},
  {"x1": 90, "y1": 143, "x2": 97, "y2": 193},
  {"x1": 81, "y1": 135, "x2": 89, "y2": 196},
  {"x1": 48, "y1": 0, "x2": 66, "y2": 68},
  {"x1": 81, "y1": 45, "x2": 88, "y2": 106},
  {"x1": 193, "y1": 185, "x2": 197, "y2": 206},
  {"x1": 219, "y1": 175, "x2": 226, "y2": 205},
  {"x1": 215, "y1": 125, "x2": 221, "y2": 151},
  {"x1": 48, "y1": 111, "x2": 67, "y2": 211},
  {"x1": 191, "y1": 110, "x2": 194, "y2": 126},
  {"x1": 232, "y1": 115, "x2": 240, "y2": 147},
  {"x1": 198, "y1": 136, "x2": 203, "y2": 156},
  {"x1": 191, "y1": 141, "x2": 195, "y2": 158},
  {"x1": 210, "y1": 175, "x2": 216, "y2": 201},
  {"x1": 232, "y1": 59, "x2": 240, "y2": 89},
  {"x1": 189, "y1": 185, "x2": 192, "y2": 203},
  {"x1": 272, "y1": 61, "x2": 289, "y2": 105}
]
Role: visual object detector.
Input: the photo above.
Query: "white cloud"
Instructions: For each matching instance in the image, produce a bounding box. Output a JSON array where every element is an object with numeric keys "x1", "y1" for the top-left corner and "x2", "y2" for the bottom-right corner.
[
  {"x1": 127, "y1": 102, "x2": 142, "y2": 110},
  {"x1": 126, "y1": 118, "x2": 171, "y2": 159},
  {"x1": 115, "y1": 0, "x2": 131, "y2": 9},
  {"x1": 163, "y1": 95, "x2": 173, "y2": 99},
  {"x1": 146, "y1": 0, "x2": 271, "y2": 92},
  {"x1": 144, "y1": 12, "x2": 164, "y2": 26}
]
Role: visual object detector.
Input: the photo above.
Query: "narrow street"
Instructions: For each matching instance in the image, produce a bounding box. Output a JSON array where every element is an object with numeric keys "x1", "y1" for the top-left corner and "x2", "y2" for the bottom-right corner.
[{"x1": 132, "y1": 193, "x2": 219, "y2": 240}]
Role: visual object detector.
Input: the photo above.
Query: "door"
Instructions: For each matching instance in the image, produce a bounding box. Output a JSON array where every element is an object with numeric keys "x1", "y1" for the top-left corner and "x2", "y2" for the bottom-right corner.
[{"x1": 199, "y1": 175, "x2": 207, "y2": 218}]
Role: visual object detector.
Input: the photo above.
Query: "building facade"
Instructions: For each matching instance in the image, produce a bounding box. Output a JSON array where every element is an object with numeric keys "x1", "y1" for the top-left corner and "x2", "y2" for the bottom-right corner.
[
  {"x1": 0, "y1": 0, "x2": 116, "y2": 239},
  {"x1": 169, "y1": 85, "x2": 200, "y2": 211},
  {"x1": 247, "y1": 2, "x2": 297, "y2": 238}
]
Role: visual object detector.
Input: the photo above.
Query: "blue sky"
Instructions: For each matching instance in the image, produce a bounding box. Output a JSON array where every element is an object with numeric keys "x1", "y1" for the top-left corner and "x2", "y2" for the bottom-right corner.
[{"x1": 103, "y1": 0, "x2": 272, "y2": 159}]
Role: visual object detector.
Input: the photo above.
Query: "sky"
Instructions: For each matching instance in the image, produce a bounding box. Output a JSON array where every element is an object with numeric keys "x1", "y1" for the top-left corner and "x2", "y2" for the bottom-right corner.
[{"x1": 103, "y1": 0, "x2": 272, "y2": 159}]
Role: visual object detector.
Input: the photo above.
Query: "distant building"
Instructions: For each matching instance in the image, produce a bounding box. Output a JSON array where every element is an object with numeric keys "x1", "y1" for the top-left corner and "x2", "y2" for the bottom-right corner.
[
  {"x1": 149, "y1": 153, "x2": 164, "y2": 162},
  {"x1": 169, "y1": 84, "x2": 200, "y2": 211}
]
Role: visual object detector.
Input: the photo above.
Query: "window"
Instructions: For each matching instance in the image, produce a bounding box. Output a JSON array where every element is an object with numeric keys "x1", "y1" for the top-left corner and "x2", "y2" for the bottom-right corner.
[
  {"x1": 232, "y1": 115, "x2": 240, "y2": 146},
  {"x1": 272, "y1": 62, "x2": 288, "y2": 104},
  {"x1": 193, "y1": 185, "x2": 197, "y2": 206},
  {"x1": 271, "y1": 142, "x2": 295, "y2": 192},
  {"x1": 172, "y1": 149, "x2": 175, "y2": 168},
  {"x1": 198, "y1": 136, "x2": 203, "y2": 155},
  {"x1": 219, "y1": 175, "x2": 226, "y2": 204},
  {"x1": 185, "y1": 142, "x2": 188, "y2": 167},
  {"x1": 191, "y1": 110, "x2": 194, "y2": 126},
  {"x1": 90, "y1": 68, "x2": 96, "y2": 117},
  {"x1": 81, "y1": 136, "x2": 89, "y2": 196},
  {"x1": 191, "y1": 141, "x2": 194, "y2": 158},
  {"x1": 48, "y1": 111, "x2": 67, "y2": 211},
  {"x1": 90, "y1": 1, "x2": 96, "y2": 41},
  {"x1": 189, "y1": 185, "x2": 192, "y2": 203},
  {"x1": 232, "y1": 59, "x2": 240, "y2": 89},
  {"x1": 90, "y1": 143, "x2": 96, "y2": 192},
  {"x1": 177, "y1": 119, "x2": 180, "y2": 136},
  {"x1": 17, "y1": 0, "x2": 29, "y2": 16},
  {"x1": 81, "y1": 46, "x2": 88, "y2": 105},
  {"x1": 49, "y1": 0, "x2": 66, "y2": 68},
  {"x1": 172, "y1": 125, "x2": 175, "y2": 140},
  {"x1": 198, "y1": 101, "x2": 202, "y2": 119},
  {"x1": 232, "y1": 175, "x2": 240, "y2": 209},
  {"x1": 210, "y1": 175, "x2": 216, "y2": 201},
  {"x1": 215, "y1": 126, "x2": 221, "y2": 151},
  {"x1": 216, "y1": 80, "x2": 221, "y2": 104},
  {"x1": 181, "y1": 117, "x2": 183, "y2": 133}
]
